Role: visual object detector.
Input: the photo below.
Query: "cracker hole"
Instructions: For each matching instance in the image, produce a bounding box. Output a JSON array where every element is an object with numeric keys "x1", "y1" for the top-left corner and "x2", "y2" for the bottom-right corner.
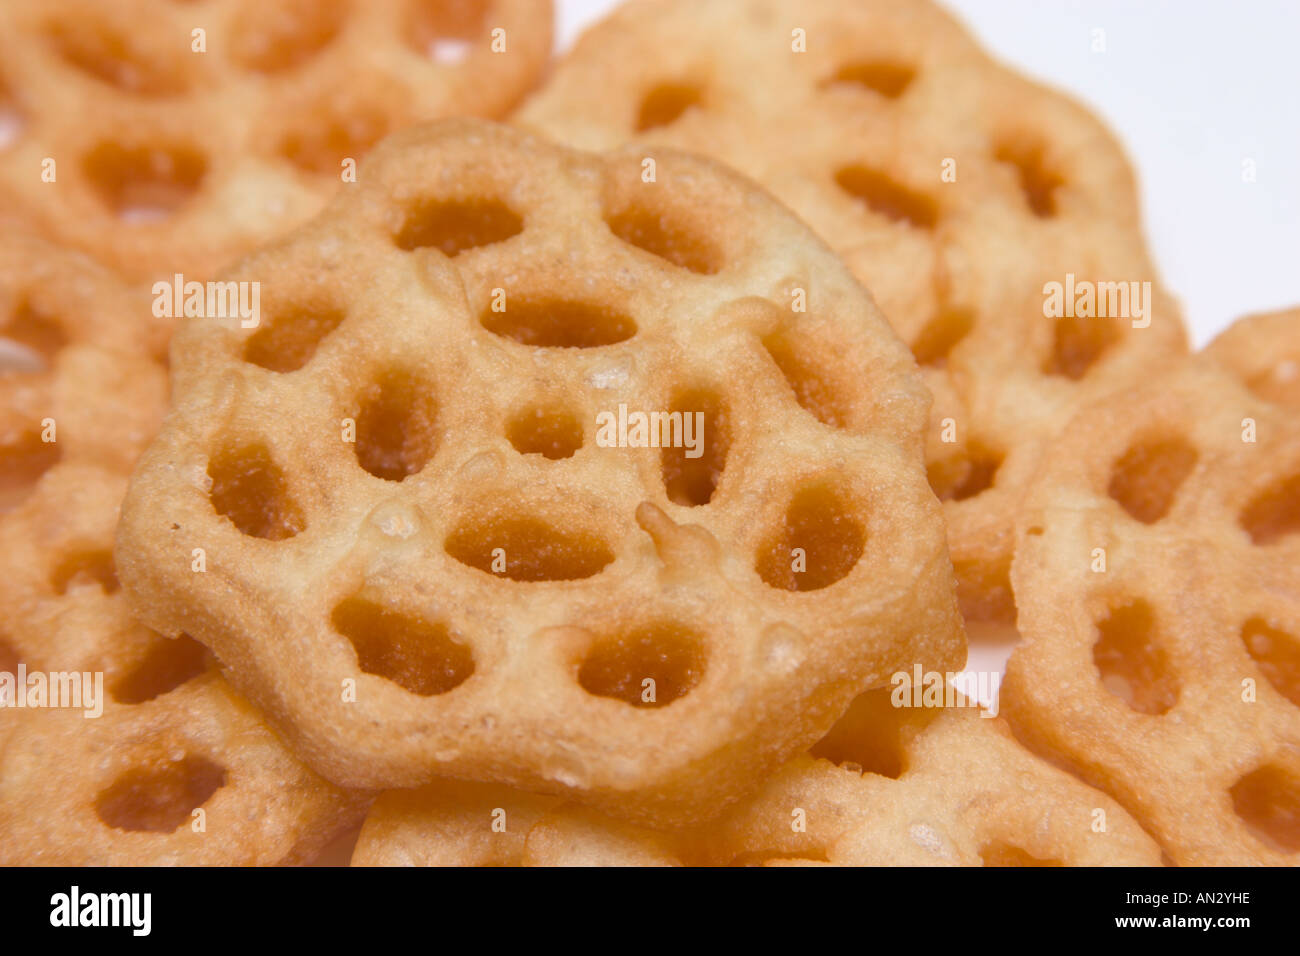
[
  {"x1": 1043, "y1": 315, "x2": 1121, "y2": 380},
  {"x1": 0, "y1": 633, "x2": 18, "y2": 674},
  {"x1": 762, "y1": 330, "x2": 849, "y2": 428},
  {"x1": 243, "y1": 302, "x2": 345, "y2": 372},
  {"x1": 995, "y1": 140, "x2": 1063, "y2": 218},
  {"x1": 980, "y1": 842, "x2": 1063, "y2": 867},
  {"x1": 1107, "y1": 435, "x2": 1197, "y2": 524},
  {"x1": 810, "y1": 687, "x2": 931, "y2": 778},
  {"x1": 911, "y1": 307, "x2": 973, "y2": 368},
  {"x1": 506, "y1": 407, "x2": 583, "y2": 460},
  {"x1": 1230, "y1": 765, "x2": 1300, "y2": 854},
  {"x1": 394, "y1": 198, "x2": 523, "y2": 256},
  {"x1": 46, "y1": 23, "x2": 187, "y2": 96},
  {"x1": 83, "y1": 143, "x2": 206, "y2": 222},
  {"x1": 332, "y1": 597, "x2": 474, "y2": 697},
  {"x1": 0, "y1": 77, "x2": 23, "y2": 149},
  {"x1": 94, "y1": 755, "x2": 226, "y2": 833},
  {"x1": 353, "y1": 369, "x2": 438, "y2": 481},
  {"x1": 51, "y1": 549, "x2": 119, "y2": 595},
  {"x1": 953, "y1": 553, "x2": 1016, "y2": 627},
  {"x1": 208, "y1": 444, "x2": 304, "y2": 541},
  {"x1": 928, "y1": 445, "x2": 1002, "y2": 503},
  {"x1": 604, "y1": 204, "x2": 722, "y2": 275},
  {"x1": 825, "y1": 61, "x2": 915, "y2": 98},
  {"x1": 577, "y1": 622, "x2": 705, "y2": 708},
  {"x1": 834, "y1": 165, "x2": 937, "y2": 230},
  {"x1": 1242, "y1": 618, "x2": 1300, "y2": 707},
  {"x1": 280, "y1": 108, "x2": 389, "y2": 176},
  {"x1": 1240, "y1": 473, "x2": 1300, "y2": 546},
  {"x1": 229, "y1": 0, "x2": 346, "y2": 73},
  {"x1": 661, "y1": 388, "x2": 729, "y2": 506},
  {"x1": 636, "y1": 83, "x2": 703, "y2": 131},
  {"x1": 445, "y1": 517, "x2": 614, "y2": 582},
  {"x1": 111, "y1": 633, "x2": 210, "y2": 704},
  {"x1": 409, "y1": 0, "x2": 488, "y2": 61},
  {"x1": 1092, "y1": 599, "x2": 1178, "y2": 715},
  {"x1": 481, "y1": 298, "x2": 636, "y2": 349},
  {"x1": 0, "y1": 432, "x2": 61, "y2": 513},
  {"x1": 757, "y1": 481, "x2": 865, "y2": 592},
  {"x1": 3, "y1": 299, "x2": 67, "y2": 367}
]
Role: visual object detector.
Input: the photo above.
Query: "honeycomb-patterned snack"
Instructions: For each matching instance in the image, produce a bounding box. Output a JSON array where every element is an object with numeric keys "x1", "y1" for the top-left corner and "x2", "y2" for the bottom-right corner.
[
  {"x1": 0, "y1": 0, "x2": 553, "y2": 283},
  {"x1": 0, "y1": 236, "x2": 365, "y2": 864},
  {"x1": 1205, "y1": 308, "x2": 1300, "y2": 409},
  {"x1": 116, "y1": 119, "x2": 965, "y2": 825},
  {"x1": 1002, "y1": 345, "x2": 1300, "y2": 865},
  {"x1": 1, "y1": 232, "x2": 168, "y2": 507},
  {"x1": 351, "y1": 687, "x2": 1163, "y2": 866},
  {"x1": 517, "y1": 0, "x2": 1187, "y2": 628}
]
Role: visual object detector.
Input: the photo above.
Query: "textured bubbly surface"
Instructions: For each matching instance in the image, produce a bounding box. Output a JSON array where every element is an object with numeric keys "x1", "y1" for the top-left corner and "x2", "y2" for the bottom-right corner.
[
  {"x1": 115, "y1": 119, "x2": 964, "y2": 825},
  {"x1": 0, "y1": 234, "x2": 364, "y2": 865},
  {"x1": 352, "y1": 686, "x2": 1163, "y2": 866},
  {"x1": 1003, "y1": 334, "x2": 1300, "y2": 865},
  {"x1": 518, "y1": 0, "x2": 1187, "y2": 628},
  {"x1": 0, "y1": 0, "x2": 553, "y2": 283}
]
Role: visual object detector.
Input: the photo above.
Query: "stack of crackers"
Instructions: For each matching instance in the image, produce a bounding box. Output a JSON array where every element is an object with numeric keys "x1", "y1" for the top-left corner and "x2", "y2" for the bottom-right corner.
[{"x1": 0, "y1": 0, "x2": 1295, "y2": 867}]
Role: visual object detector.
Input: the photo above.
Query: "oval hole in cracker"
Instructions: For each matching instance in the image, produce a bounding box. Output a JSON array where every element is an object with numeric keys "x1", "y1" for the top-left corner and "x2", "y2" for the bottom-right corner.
[
  {"x1": 111, "y1": 633, "x2": 210, "y2": 705},
  {"x1": 94, "y1": 755, "x2": 226, "y2": 833},
  {"x1": 332, "y1": 597, "x2": 474, "y2": 697},
  {"x1": 833, "y1": 165, "x2": 937, "y2": 230},
  {"x1": 243, "y1": 299, "x2": 346, "y2": 373},
  {"x1": 408, "y1": 0, "x2": 489, "y2": 61},
  {"x1": 45, "y1": 20, "x2": 188, "y2": 96},
  {"x1": 207, "y1": 443, "x2": 305, "y2": 541},
  {"x1": 979, "y1": 842, "x2": 1064, "y2": 867},
  {"x1": 636, "y1": 82, "x2": 703, "y2": 132},
  {"x1": 507, "y1": 405, "x2": 583, "y2": 460},
  {"x1": 824, "y1": 61, "x2": 915, "y2": 99},
  {"x1": 577, "y1": 621, "x2": 706, "y2": 708},
  {"x1": 1106, "y1": 434, "x2": 1197, "y2": 525},
  {"x1": 445, "y1": 515, "x2": 614, "y2": 582},
  {"x1": 1241, "y1": 617, "x2": 1300, "y2": 707},
  {"x1": 394, "y1": 197, "x2": 523, "y2": 256},
  {"x1": 1239, "y1": 472, "x2": 1300, "y2": 546},
  {"x1": 660, "y1": 386, "x2": 729, "y2": 506},
  {"x1": 228, "y1": 0, "x2": 347, "y2": 74},
  {"x1": 82, "y1": 142, "x2": 207, "y2": 222},
  {"x1": 995, "y1": 139, "x2": 1064, "y2": 219},
  {"x1": 480, "y1": 297, "x2": 636, "y2": 349},
  {"x1": 352, "y1": 368, "x2": 439, "y2": 481},
  {"x1": 1043, "y1": 314, "x2": 1121, "y2": 380},
  {"x1": 756, "y1": 480, "x2": 866, "y2": 592},
  {"x1": 762, "y1": 329, "x2": 850, "y2": 429},
  {"x1": 50, "y1": 549, "x2": 119, "y2": 595},
  {"x1": 1229, "y1": 764, "x2": 1300, "y2": 855},
  {"x1": 1091, "y1": 599, "x2": 1178, "y2": 716},
  {"x1": 603, "y1": 202, "x2": 722, "y2": 275}
]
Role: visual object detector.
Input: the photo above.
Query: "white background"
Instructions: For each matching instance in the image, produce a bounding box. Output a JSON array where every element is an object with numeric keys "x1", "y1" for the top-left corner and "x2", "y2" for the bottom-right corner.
[{"x1": 556, "y1": 0, "x2": 1300, "y2": 347}]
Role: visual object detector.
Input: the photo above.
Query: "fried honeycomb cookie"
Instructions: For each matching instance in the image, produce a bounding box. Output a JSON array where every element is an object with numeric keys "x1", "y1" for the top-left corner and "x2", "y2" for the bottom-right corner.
[
  {"x1": 0, "y1": 236, "x2": 365, "y2": 865},
  {"x1": 1, "y1": 233, "x2": 169, "y2": 509},
  {"x1": 517, "y1": 0, "x2": 1187, "y2": 628},
  {"x1": 0, "y1": 451, "x2": 365, "y2": 867},
  {"x1": 0, "y1": 0, "x2": 552, "y2": 283},
  {"x1": 116, "y1": 119, "x2": 965, "y2": 825},
  {"x1": 351, "y1": 687, "x2": 1162, "y2": 866},
  {"x1": 1205, "y1": 308, "x2": 1300, "y2": 408},
  {"x1": 1002, "y1": 346, "x2": 1300, "y2": 865}
]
